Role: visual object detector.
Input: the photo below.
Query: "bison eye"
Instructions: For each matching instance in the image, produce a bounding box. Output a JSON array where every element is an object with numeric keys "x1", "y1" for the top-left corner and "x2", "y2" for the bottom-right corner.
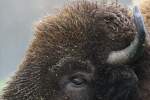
[
  {"x1": 60, "y1": 72, "x2": 90, "y2": 89},
  {"x1": 71, "y1": 78, "x2": 85, "y2": 86}
]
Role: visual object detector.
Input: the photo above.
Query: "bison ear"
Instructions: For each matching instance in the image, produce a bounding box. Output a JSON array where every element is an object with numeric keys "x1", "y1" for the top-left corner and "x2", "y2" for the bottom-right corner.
[{"x1": 107, "y1": 6, "x2": 146, "y2": 65}]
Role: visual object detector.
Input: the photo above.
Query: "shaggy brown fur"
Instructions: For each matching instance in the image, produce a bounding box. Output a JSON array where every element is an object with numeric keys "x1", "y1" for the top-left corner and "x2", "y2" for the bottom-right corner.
[{"x1": 1, "y1": 0, "x2": 150, "y2": 100}]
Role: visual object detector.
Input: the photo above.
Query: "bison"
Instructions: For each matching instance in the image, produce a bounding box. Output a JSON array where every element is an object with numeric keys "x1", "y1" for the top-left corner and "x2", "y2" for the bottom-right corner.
[{"x1": 1, "y1": 1, "x2": 150, "y2": 100}]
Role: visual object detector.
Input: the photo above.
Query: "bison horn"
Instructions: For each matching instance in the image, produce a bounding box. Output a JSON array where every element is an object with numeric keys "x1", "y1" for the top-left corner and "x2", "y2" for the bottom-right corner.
[{"x1": 107, "y1": 6, "x2": 146, "y2": 65}]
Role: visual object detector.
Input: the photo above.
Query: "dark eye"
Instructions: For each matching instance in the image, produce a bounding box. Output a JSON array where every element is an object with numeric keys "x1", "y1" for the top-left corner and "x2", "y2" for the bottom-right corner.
[
  {"x1": 70, "y1": 77, "x2": 86, "y2": 86},
  {"x1": 71, "y1": 78, "x2": 85, "y2": 85}
]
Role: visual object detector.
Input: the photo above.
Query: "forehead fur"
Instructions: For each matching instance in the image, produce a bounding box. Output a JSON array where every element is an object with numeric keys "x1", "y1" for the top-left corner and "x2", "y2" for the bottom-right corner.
[
  {"x1": 34, "y1": 0, "x2": 136, "y2": 48},
  {"x1": 22, "y1": 0, "x2": 138, "y2": 68}
]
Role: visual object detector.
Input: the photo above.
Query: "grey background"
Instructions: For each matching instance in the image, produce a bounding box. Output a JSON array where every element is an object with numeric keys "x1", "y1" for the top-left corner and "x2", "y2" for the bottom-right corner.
[{"x1": 0, "y1": 0, "x2": 131, "y2": 80}]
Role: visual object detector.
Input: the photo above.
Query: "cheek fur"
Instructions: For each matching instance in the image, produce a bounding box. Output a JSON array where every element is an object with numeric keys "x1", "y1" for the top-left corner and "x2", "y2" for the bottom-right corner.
[{"x1": 95, "y1": 65, "x2": 139, "y2": 100}]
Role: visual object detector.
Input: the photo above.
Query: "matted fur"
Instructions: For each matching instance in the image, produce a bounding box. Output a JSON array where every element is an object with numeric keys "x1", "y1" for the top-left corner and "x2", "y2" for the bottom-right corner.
[{"x1": 1, "y1": 0, "x2": 150, "y2": 100}]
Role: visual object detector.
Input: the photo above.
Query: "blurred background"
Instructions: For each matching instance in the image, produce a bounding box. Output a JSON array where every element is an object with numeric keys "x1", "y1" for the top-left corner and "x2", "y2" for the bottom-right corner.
[
  {"x1": 0, "y1": 0, "x2": 133, "y2": 85},
  {"x1": 0, "y1": 0, "x2": 68, "y2": 81}
]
